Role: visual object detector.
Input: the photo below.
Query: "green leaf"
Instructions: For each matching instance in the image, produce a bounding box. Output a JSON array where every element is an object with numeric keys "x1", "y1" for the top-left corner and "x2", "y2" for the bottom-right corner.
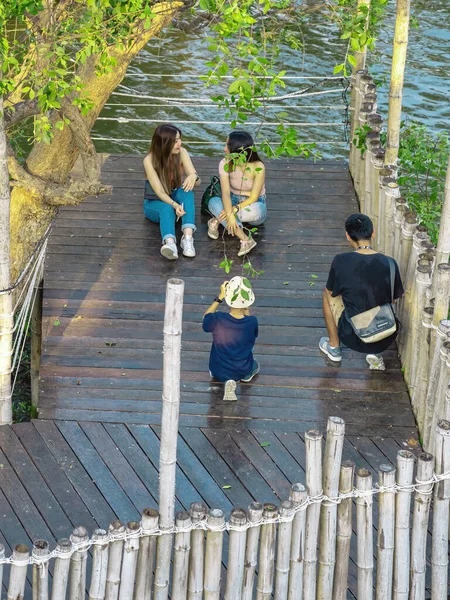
[
  {"x1": 333, "y1": 63, "x2": 344, "y2": 74},
  {"x1": 242, "y1": 278, "x2": 252, "y2": 289},
  {"x1": 282, "y1": 282, "x2": 289, "y2": 285},
  {"x1": 241, "y1": 289, "x2": 250, "y2": 300},
  {"x1": 54, "y1": 319, "x2": 60, "y2": 326},
  {"x1": 222, "y1": 485, "x2": 232, "y2": 489},
  {"x1": 347, "y1": 54, "x2": 357, "y2": 68},
  {"x1": 260, "y1": 442, "x2": 270, "y2": 447},
  {"x1": 311, "y1": 274, "x2": 319, "y2": 279}
]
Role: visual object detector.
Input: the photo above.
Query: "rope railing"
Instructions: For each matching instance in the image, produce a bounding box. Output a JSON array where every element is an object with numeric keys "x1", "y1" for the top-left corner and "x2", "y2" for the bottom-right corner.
[
  {"x1": 0, "y1": 468, "x2": 447, "y2": 567},
  {"x1": 96, "y1": 116, "x2": 346, "y2": 127},
  {"x1": 90, "y1": 136, "x2": 348, "y2": 145}
]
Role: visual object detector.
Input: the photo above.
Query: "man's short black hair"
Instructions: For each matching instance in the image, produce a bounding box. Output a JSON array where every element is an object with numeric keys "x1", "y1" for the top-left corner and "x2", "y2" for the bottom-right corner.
[{"x1": 345, "y1": 213, "x2": 374, "y2": 241}]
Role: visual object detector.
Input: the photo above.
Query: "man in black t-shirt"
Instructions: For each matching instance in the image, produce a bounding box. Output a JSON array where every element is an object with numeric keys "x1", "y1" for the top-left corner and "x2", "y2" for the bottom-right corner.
[{"x1": 320, "y1": 214, "x2": 404, "y2": 370}]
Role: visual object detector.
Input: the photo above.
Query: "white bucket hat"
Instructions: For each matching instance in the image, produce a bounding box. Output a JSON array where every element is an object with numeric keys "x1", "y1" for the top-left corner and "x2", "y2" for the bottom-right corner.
[{"x1": 224, "y1": 276, "x2": 255, "y2": 308}]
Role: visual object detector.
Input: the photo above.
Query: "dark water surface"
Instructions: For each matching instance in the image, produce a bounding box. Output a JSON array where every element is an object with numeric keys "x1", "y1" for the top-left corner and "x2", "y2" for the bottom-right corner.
[{"x1": 92, "y1": 1, "x2": 450, "y2": 160}]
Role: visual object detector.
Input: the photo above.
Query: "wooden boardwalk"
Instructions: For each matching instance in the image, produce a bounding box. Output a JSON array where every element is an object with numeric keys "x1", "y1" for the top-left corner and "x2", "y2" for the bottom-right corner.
[{"x1": 1, "y1": 156, "x2": 421, "y2": 598}]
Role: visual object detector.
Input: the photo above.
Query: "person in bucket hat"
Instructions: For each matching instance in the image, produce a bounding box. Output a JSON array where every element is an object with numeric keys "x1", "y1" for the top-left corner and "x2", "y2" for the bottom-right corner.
[{"x1": 202, "y1": 276, "x2": 260, "y2": 400}]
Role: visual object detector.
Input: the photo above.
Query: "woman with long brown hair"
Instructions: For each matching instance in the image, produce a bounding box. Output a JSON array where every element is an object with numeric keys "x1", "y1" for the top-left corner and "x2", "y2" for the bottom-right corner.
[{"x1": 143, "y1": 124, "x2": 200, "y2": 259}]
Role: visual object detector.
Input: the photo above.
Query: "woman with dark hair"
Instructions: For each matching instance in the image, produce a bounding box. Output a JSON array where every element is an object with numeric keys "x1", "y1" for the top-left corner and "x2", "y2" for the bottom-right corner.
[
  {"x1": 143, "y1": 124, "x2": 200, "y2": 260},
  {"x1": 207, "y1": 131, "x2": 267, "y2": 257}
]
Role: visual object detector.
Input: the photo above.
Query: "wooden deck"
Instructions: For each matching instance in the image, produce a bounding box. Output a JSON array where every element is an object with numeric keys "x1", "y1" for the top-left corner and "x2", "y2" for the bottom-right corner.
[{"x1": 1, "y1": 156, "x2": 421, "y2": 598}]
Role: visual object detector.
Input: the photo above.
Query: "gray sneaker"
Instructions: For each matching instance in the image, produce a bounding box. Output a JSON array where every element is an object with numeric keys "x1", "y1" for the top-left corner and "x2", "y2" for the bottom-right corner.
[
  {"x1": 319, "y1": 337, "x2": 342, "y2": 362},
  {"x1": 366, "y1": 354, "x2": 386, "y2": 371}
]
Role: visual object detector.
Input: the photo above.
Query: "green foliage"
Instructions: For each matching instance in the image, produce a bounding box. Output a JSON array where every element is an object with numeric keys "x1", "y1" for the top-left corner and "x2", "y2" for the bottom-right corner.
[
  {"x1": 219, "y1": 255, "x2": 233, "y2": 274},
  {"x1": 396, "y1": 122, "x2": 449, "y2": 245},
  {"x1": 1, "y1": 0, "x2": 159, "y2": 143},
  {"x1": 352, "y1": 124, "x2": 371, "y2": 156}
]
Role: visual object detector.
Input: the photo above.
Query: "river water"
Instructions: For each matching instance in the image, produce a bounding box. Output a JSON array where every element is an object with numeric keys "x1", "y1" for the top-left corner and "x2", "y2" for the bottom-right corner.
[{"x1": 92, "y1": 1, "x2": 450, "y2": 160}]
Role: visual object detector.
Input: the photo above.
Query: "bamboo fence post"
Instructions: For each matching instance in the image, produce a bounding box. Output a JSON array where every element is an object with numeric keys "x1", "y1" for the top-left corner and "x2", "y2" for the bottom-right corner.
[
  {"x1": 403, "y1": 264, "x2": 432, "y2": 385},
  {"x1": 384, "y1": 182, "x2": 402, "y2": 258},
  {"x1": 7, "y1": 544, "x2": 29, "y2": 600},
  {"x1": 356, "y1": 103, "x2": 375, "y2": 204},
  {"x1": 30, "y1": 276, "x2": 43, "y2": 407},
  {"x1": 225, "y1": 508, "x2": 248, "y2": 600},
  {"x1": 256, "y1": 503, "x2": 278, "y2": 600},
  {"x1": 242, "y1": 502, "x2": 263, "y2": 600},
  {"x1": 51, "y1": 539, "x2": 73, "y2": 600},
  {"x1": 429, "y1": 341, "x2": 450, "y2": 441},
  {"x1": 445, "y1": 384, "x2": 450, "y2": 420},
  {"x1": 288, "y1": 484, "x2": 306, "y2": 600},
  {"x1": 399, "y1": 230, "x2": 430, "y2": 327},
  {"x1": 393, "y1": 198, "x2": 408, "y2": 262},
  {"x1": 431, "y1": 420, "x2": 450, "y2": 599},
  {"x1": 317, "y1": 416, "x2": 345, "y2": 600},
  {"x1": 377, "y1": 170, "x2": 395, "y2": 252},
  {"x1": 434, "y1": 155, "x2": 450, "y2": 268},
  {"x1": 410, "y1": 452, "x2": 434, "y2": 600},
  {"x1": 69, "y1": 526, "x2": 89, "y2": 600},
  {"x1": 332, "y1": 460, "x2": 355, "y2": 600},
  {"x1": 397, "y1": 211, "x2": 418, "y2": 284},
  {"x1": 392, "y1": 450, "x2": 415, "y2": 600},
  {"x1": 303, "y1": 429, "x2": 323, "y2": 600},
  {"x1": 385, "y1": 0, "x2": 411, "y2": 166},
  {"x1": 0, "y1": 95, "x2": 13, "y2": 425},
  {"x1": 134, "y1": 508, "x2": 159, "y2": 600},
  {"x1": 367, "y1": 112, "x2": 383, "y2": 133},
  {"x1": 154, "y1": 278, "x2": 185, "y2": 600},
  {"x1": 430, "y1": 264, "x2": 450, "y2": 351},
  {"x1": 204, "y1": 508, "x2": 225, "y2": 600},
  {"x1": 355, "y1": 468, "x2": 373, "y2": 600},
  {"x1": 187, "y1": 501, "x2": 207, "y2": 600},
  {"x1": 376, "y1": 464, "x2": 396, "y2": 600},
  {"x1": 89, "y1": 529, "x2": 109, "y2": 600},
  {"x1": 105, "y1": 520, "x2": 126, "y2": 600},
  {"x1": 354, "y1": 0, "x2": 371, "y2": 70},
  {"x1": 274, "y1": 500, "x2": 294, "y2": 600},
  {"x1": 32, "y1": 540, "x2": 49, "y2": 600},
  {"x1": 119, "y1": 522, "x2": 140, "y2": 600},
  {"x1": 423, "y1": 319, "x2": 450, "y2": 451},
  {"x1": 409, "y1": 284, "x2": 433, "y2": 403},
  {"x1": 349, "y1": 69, "x2": 368, "y2": 179},
  {"x1": 371, "y1": 148, "x2": 386, "y2": 249},
  {"x1": 0, "y1": 543, "x2": 4, "y2": 594},
  {"x1": 364, "y1": 135, "x2": 381, "y2": 219},
  {"x1": 172, "y1": 511, "x2": 192, "y2": 600}
]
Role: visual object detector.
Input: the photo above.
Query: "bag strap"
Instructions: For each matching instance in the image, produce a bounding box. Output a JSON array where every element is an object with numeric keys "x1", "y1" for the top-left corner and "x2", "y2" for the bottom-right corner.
[{"x1": 386, "y1": 256, "x2": 395, "y2": 303}]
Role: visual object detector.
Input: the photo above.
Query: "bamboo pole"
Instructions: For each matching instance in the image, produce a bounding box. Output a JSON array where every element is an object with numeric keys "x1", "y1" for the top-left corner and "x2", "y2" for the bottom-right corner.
[
  {"x1": 7, "y1": 544, "x2": 29, "y2": 600},
  {"x1": 349, "y1": 69, "x2": 368, "y2": 180},
  {"x1": 187, "y1": 501, "x2": 207, "y2": 600},
  {"x1": 354, "y1": 0, "x2": 371, "y2": 70},
  {"x1": 274, "y1": 500, "x2": 294, "y2": 600},
  {"x1": 31, "y1": 277, "x2": 44, "y2": 407},
  {"x1": 399, "y1": 230, "x2": 430, "y2": 327},
  {"x1": 397, "y1": 211, "x2": 418, "y2": 284},
  {"x1": 332, "y1": 460, "x2": 355, "y2": 600},
  {"x1": 302, "y1": 429, "x2": 323, "y2": 600},
  {"x1": 242, "y1": 502, "x2": 263, "y2": 600},
  {"x1": 317, "y1": 416, "x2": 345, "y2": 600},
  {"x1": 172, "y1": 511, "x2": 192, "y2": 600},
  {"x1": 371, "y1": 148, "x2": 386, "y2": 249},
  {"x1": 392, "y1": 450, "x2": 415, "y2": 600},
  {"x1": 134, "y1": 508, "x2": 159, "y2": 600},
  {"x1": 204, "y1": 508, "x2": 225, "y2": 600},
  {"x1": 367, "y1": 112, "x2": 383, "y2": 132},
  {"x1": 51, "y1": 538, "x2": 73, "y2": 600},
  {"x1": 155, "y1": 278, "x2": 185, "y2": 600},
  {"x1": 119, "y1": 522, "x2": 140, "y2": 600},
  {"x1": 0, "y1": 96, "x2": 13, "y2": 425},
  {"x1": 429, "y1": 341, "x2": 450, "y2": 445},
  {"x1": 356, "y1": 104, "x2": 375, "y2": 204},
  {"x1": 377, "y1": 171, "x2": 395, "y2": 252},
  {"x1": 105, "y1": 520, "x2": 126, "y2": 600},
  {"x1": 353, "y1": 76, "x2": 373, "y2": 196},
  {"x1": 69, "y1": 526, "x2": 89, "y2": 600},
  {"x1": 33, "y1": 540, "x2": 49, "y2": 600},
  {"x1": 256, "y1": 503, "x2": 278, "y2": 600},
  {"x1": 89, "y1": 529, "x2": 109, "y2": 600},
  {"x1": 445, "y1": 384, "x2": 450, "y2": 420},
  {"x1": 431, "y1": 420, "x2": 450, "y2": 599},
  {"x1": 410, "y1": 452, "x2": 434, "y2": 600},
  {"x1": 431, "y1": 264, "x2": 450, "y2": 344},
  {"x1": 364, "y1": 136, "x2": 381, "y2": 219},
  {"x1": 384, "y1": 182, "x2": 402, "y2": 258},
  {"x1": 376, "y1": 465, "x2": 396, "y2": 600},
  {"x1": 385, "y1": 0, "x2": 411, "y2": 166},
  {"x1": 225, "y1": 508, "x2": 248, "y2": 600},
  {"x1": 393, "y1": 198, "x2": 408, "y2": 262},
  {"x1": 434, "y1": 155, "x2": 450, "y2": 268},
  {"x1": 355, "y1": 468, "x2": 373, "y2": 600},
  {"x1": 288, "y1": 484, "x2": 306, "y2": 600}
]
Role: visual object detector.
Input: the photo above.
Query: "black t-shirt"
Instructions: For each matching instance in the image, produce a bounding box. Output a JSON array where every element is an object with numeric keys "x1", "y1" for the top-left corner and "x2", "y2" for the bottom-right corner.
[{"x1": 326, "y1": 252, "x2": 404, "y2": 354}]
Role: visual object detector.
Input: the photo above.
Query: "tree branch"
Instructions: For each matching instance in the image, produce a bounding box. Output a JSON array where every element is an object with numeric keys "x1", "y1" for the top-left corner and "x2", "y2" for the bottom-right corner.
[{"x1": 4, "y1": 99, "x2": 40, "y2": 129}]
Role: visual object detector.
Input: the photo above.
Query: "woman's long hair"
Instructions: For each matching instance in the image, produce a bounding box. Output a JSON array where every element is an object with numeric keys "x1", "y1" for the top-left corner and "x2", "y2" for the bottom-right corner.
[
  {"x1": 227, "y1": 131, "x2": 263, "y2": 171},
  {"x1": 149, "y1": 124, "x2": 182, "y2": 193}
]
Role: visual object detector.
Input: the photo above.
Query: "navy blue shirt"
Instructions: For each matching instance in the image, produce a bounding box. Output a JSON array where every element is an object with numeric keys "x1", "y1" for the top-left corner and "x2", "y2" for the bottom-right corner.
[{"x1": 202, "y1": 312, "x2": 258, "y2": 382}]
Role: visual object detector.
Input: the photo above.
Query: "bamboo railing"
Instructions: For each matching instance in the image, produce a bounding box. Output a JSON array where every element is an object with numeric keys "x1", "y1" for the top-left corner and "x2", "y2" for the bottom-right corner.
[
  {"x1": 1, "y1": 416, "x2": 450, "y2": 599},
  {"x1": 348, "y1": 68, "x2": 450, "y2": 454}
]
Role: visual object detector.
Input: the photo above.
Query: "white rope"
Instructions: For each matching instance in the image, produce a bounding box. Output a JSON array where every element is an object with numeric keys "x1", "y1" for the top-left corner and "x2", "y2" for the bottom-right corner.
[
  {"x1": 105, "y1": 102, "x2": 347, "y2": 110},
  {"x1": 91, "y1": 136, "x2": 347, "y2": 145},
  {"x1": 112, "y1": 87, "x2": 344, "y2": 102},
  {"x1": 1, "y1": 468, "x2": 449, "y2": 566},
  {"x1": 96, "y1": 116, "x2": 345, "y2": 127}
]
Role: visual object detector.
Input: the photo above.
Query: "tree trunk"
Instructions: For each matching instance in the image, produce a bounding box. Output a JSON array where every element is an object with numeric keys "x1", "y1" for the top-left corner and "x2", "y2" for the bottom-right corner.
[
  {"x1": 9, "y1": 2, "x2": 179, "y2": 280},
  {"x1": 0, "y1": 96, "x2": 13, "y2": 425}
]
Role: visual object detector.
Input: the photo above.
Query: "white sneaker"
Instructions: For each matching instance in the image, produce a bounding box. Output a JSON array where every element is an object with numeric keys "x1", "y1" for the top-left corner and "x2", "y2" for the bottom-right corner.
[
  {"x1": 161, "y1": 240, "x2": 178, "y2": 260},
  {"x1": 207, "y1": 218, "x2": 219, "y2": 240},
  {"x1": 366, "y1": 354, "x2": 386, "y2": 371},
  {"x1": 181, "y1": 235, "x2": 196, "y2": 257},
  {"x1": 237, "y1": 238, "x2": 257, "y2": 257},
  {"x1": 223, "y1": 380, "x2": 237, "y2": 401}
]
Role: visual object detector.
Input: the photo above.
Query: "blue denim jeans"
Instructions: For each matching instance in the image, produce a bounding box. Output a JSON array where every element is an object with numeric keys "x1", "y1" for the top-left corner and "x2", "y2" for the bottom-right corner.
[
  {"x1": 208, "y1": 192, "x2": 267, "y2": 228},
  {"x1": 143, "y1": 186, "x2": 196, "y2": 242}
]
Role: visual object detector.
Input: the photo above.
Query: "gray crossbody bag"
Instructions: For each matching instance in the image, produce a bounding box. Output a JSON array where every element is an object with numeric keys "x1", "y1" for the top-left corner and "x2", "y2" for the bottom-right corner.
[{"x1": 345, "y1": 257, "x2": 397, "y2": 344}]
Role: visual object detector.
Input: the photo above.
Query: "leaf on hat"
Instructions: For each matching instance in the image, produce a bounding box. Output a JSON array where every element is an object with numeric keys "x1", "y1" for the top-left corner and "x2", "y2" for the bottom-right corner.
[
  {"x1": 231, "y1": 293, "x2": 239, "y2": 303},
  {"x1": 242, "y1": 277, "x2": 252, "y2": 289},
  {"x1": 241, "y1": 289, "x2": 250, "y2": 301}
]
